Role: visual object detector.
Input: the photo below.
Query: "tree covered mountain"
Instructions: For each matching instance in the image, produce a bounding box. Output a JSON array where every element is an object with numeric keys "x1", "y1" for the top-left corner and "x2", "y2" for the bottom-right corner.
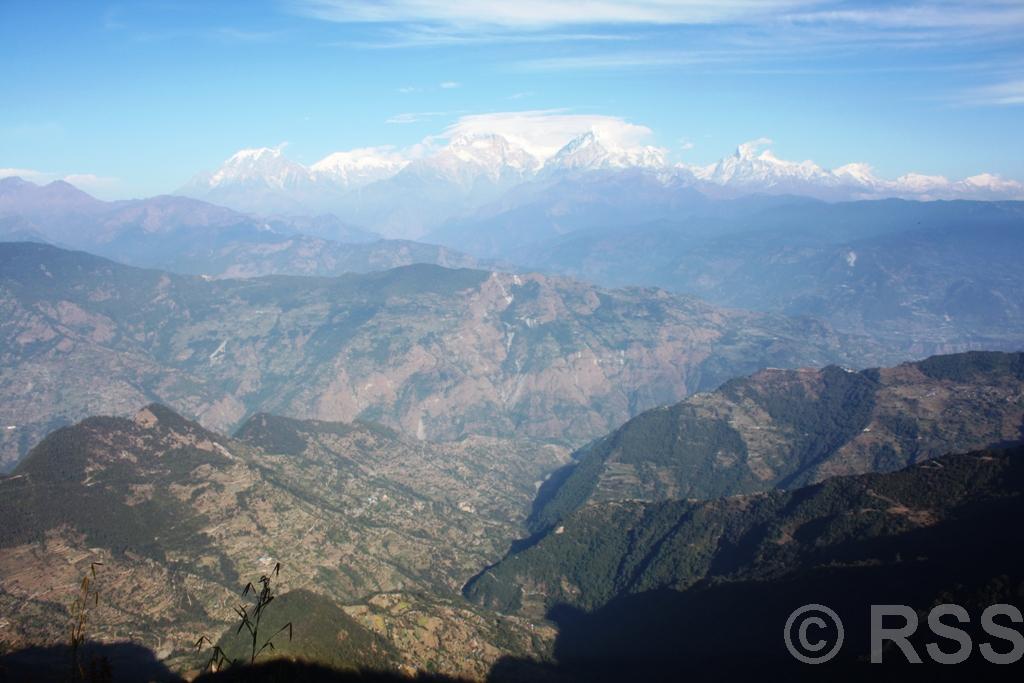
[
  {"x1": 0, "y1": 175, "x2": 377, "y2": 246},
  {"x1": 462, "y1": 353, "x2": 1024, "y2": 674},
  {"x1": 467, "y1": 443, "x2": 1024, "y2": 645},
  {"x1": 524, "y1": 351, "x2": 1024, "y2": 533},
  {"x1": 0, "y1": 241, "x2": 878, "y2": 470},
  {"x1": 473, "y1": 445, "x2": 1024, "y2": 680}
]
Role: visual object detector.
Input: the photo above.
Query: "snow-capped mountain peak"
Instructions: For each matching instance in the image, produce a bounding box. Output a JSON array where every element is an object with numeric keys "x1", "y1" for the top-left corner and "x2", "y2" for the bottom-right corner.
[
  {"x1": 679, "y1": 138, "x2": 1024, "y2": 200},
  {"x1": 446, "y1": 133, "x2": 542, "y2": 172},
  {"x1": 893, "y1": 172, "x2": 949, "y2": 194},
  {"x1": 694, "y1": 138, "x2": 831, "y2": 187},
  {"x1": 547, "y1": 129, "x2": 667, "y2": 171},
  {"x1": 226, "y1": 147, "x2": 280, "y2": 163},
  {"x1": 960, "y1": 173, "x2": 1021, "y2": 193},
  {"x1": 833, "y1": 162, "x2": 879, "y2": 186},
  {"x1": 890, "y1": 171, "x2": 1024, "y2": 199},
  {"x1": 408, "y1": 133, "x2": 543, "y2": 187},
  {"x1": 310, "y1": 147, "x2": 409, "y2": 187},
  {"x1": 206, "y1": 146, "x2": 311, "y2": 190}
]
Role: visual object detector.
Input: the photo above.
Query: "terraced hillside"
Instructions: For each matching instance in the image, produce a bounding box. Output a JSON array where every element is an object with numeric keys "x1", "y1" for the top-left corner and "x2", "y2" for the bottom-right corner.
[{"x1": 0, "y1": 406, "x2": 563, "y2": 678}]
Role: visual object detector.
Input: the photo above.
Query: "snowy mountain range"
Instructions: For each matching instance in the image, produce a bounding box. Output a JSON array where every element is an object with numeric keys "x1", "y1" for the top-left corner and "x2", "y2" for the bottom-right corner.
[
  {"x1": 178, "y1": 128, "x2": 1024, "y2": 238},
  {"x1": 686, "y1": 138, "x2": 1024, "y2": 201}
]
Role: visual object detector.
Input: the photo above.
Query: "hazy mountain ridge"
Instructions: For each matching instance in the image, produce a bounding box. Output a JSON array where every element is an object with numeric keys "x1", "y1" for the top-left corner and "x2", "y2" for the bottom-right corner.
[
  {"x1": 6, "y1": 177, "x2": 1023, "y2": 363},
  {"x1": 0, "y1": 177, "x2": 504, "y2": 281},
  {"x1": 169, "y1": 235, "x2": 484, "y2": 280},
  {"x1": 10, "y1": 175, "x2": 1023, "y2": 359},
  {"x1": 0, "y1": 241, "x2": 877, "y2": 471},
  {"x1": 427, "y1": 169, "x2": 705, "y2": 257},
  {"x1": 500, "y1": 198, "x2": 1024, "y2": 350}
]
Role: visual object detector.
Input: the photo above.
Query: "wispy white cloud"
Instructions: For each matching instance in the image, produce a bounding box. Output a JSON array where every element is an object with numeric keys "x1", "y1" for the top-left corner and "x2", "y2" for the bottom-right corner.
[
  {"x1": 288, "y1": 0, "x2": 819, "y2": 28},
  {"x1": 774, "y1": 3, "x2": 1024, "y2": 54},
  {"x1": 439, "y1": 81, "x2": 461, "y2": 89},
  {"x1": 291, "y1": 0, "x2": 1024, "y2": 40},
  {"x1": 299, "y1": 0, "x2": 1024, "y2": 73},
  {"x1": 328, "y1": 27, "x2": 638, "y2": 49},
  {"x1": 510, "y1": 27, "x2": 1024, "y2": 74},
  {"x1": 787, "y1": 3, "x2": 1024, "y2": 31},
  {"x1": 956, "y1": 79, "x2": 1024, "y2": 107}
]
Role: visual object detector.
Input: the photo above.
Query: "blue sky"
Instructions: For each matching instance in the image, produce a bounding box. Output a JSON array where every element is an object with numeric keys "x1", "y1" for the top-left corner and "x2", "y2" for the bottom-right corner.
[{"x1": 1, "y1": 0, "x2": 1022, "y2": 198}]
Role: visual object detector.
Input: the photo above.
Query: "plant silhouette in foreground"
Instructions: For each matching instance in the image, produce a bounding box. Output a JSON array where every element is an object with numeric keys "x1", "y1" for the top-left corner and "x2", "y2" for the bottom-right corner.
[
  {"x1": 195, "y1": 562, "x2": 293, "y2": 672},
  {"x1": 237, "y1": 562, "x2": 293, "y2": 664},
  {"x1": 69, "y1": 561, "x2": 106, "y2": 682},
  {"x1": 193, "y1": 635, "x2": 230, "y2": 674}
]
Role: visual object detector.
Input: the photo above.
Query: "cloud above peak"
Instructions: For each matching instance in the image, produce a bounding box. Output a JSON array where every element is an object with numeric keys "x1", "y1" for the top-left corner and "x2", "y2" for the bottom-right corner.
[{"x1": 736, "y1": 137, "x2": 775, "y2": 159}]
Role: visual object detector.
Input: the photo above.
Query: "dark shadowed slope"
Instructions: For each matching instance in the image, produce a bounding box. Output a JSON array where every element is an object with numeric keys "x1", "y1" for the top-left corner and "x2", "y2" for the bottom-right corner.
[{"x1": 467, "y1": 444, "x2": 1024, "y2": 638}]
